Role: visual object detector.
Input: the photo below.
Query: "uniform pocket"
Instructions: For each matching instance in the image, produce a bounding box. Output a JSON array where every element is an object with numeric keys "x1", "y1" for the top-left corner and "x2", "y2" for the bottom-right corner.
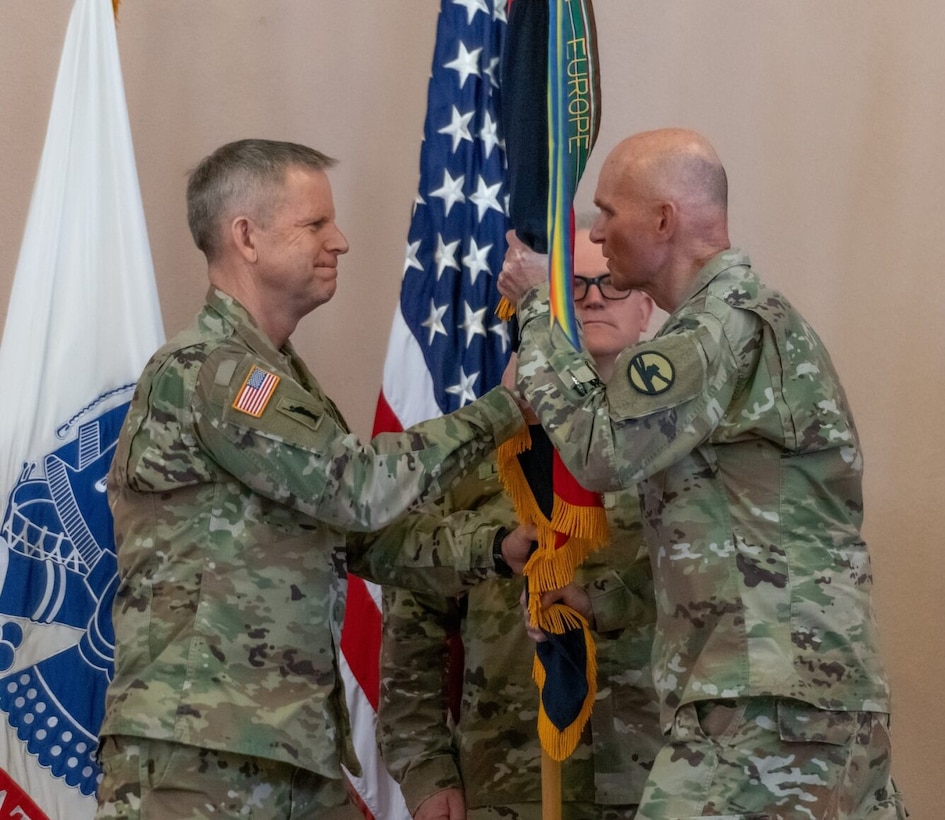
[{"x1": 776, "y1": 698, "x2": 856, "y2": 746}]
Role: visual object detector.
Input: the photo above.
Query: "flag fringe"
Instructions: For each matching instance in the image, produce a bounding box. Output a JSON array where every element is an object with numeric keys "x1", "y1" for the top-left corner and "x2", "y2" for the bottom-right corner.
[
  {"x1": 524, "y1": 529, "x2": 594, "y2": 617},
  {"x1": 495, "y1": 295, "x2": 516, "y2": 322},
  {"x1": 495, "y1": 427, "x2": 544, "y2": 525},
  {"x1": 497, "y1": 427, "x2": 610, "y2": 620},
  {"x1": 550, "y1": 491, "x2": 607, "y2": 543},
  {"x1": 531, "y1": 606, "x2": 598, "y2": 762},
  {"x1": 497, "y1": 430, "x2": 609, "y2": 581}
]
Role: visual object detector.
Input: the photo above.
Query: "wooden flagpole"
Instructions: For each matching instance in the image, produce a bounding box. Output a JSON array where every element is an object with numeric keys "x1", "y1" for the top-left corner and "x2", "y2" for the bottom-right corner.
[{"x1": 542, "y1": 750, "x2": 563, "y2": 820}]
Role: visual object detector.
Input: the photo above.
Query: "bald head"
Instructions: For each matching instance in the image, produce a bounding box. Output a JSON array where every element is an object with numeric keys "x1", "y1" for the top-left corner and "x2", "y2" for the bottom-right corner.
[
  {"x1": 606, "y1": 128, "x2": 728, "y2": 216},
  {"x1": 590, "y1": 129, "x2": 730, "y2": 310}
]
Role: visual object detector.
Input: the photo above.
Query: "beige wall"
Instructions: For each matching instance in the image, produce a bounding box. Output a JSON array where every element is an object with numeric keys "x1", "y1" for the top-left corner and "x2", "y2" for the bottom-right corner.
[{"x1": 1, "y1": 1, "x2": 941, "y2": 815}]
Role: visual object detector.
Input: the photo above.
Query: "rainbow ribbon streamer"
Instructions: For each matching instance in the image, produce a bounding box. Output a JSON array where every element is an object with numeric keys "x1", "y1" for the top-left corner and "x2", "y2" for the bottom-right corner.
[
  {"x1": 496, "y1": 0, "x2": 604, "y2": 763},
  {"x1": 547, "y1": 0, "x2": 601, "y2": 350}
]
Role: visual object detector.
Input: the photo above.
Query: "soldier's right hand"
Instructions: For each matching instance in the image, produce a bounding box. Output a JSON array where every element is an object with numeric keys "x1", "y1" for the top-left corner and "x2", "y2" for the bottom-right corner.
[{"x1": 521, "y1": 583, "x2": 595, "y2": 642}]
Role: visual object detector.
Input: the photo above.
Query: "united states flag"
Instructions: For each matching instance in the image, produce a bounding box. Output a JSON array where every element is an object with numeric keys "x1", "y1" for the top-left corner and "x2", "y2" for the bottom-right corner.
[
  {"x1": 233, "y1": 366, "x2": 280, "y2": 417},
  {"x1": 340, "y1": 0, "x2": 512, "y2": 816}
]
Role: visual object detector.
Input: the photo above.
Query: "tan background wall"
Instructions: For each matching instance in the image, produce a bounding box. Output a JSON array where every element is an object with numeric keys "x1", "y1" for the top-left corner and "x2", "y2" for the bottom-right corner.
[{"x1": 1, "y1": 1, "x2": 941, "y2": 815}]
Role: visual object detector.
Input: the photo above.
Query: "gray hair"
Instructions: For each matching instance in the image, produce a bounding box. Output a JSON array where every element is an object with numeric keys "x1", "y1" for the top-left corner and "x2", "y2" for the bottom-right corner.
[{"x1": 186, "y1": 139, "x2": 337, "y2": 261}]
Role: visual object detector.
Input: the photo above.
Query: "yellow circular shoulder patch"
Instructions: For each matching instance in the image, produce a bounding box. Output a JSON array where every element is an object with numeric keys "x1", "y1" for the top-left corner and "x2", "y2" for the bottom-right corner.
[{"x1": 627, "y1": 351, "x2": 675, "y2": 395}]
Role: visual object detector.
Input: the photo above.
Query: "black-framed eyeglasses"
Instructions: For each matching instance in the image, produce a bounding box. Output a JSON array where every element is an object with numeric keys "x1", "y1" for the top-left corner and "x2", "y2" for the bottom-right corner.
[{"x1": 573, "y1": 274, "x2": 630, "y2": 301}]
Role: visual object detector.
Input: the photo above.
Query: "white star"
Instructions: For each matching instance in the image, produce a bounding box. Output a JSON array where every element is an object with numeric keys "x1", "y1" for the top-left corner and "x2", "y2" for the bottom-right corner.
[
  {"x1": 430, "y1": 169, "x2": 466, "y2": 217},
  {"x1": 421, "y1": 301, "x2": 449, "y2": 345},
  {"x1": 444, "y1": 41, "x2": 482, "y2": 89},
  {"x1": 461, "y1": 301, "x2": 488, "y2": 346},
  {"x1": 483, "y1": 55, "x2": 501, "y2": 89},
  {"x1": 438, "y1": 105, "x2": 475, "y2": 153},
  {"x1": 463, "y1": 238, "x2": 493, "y2": 285},
  {"x1": 479, "y1": 111, "x2": 501, "y2": 159},
  {"x1": 434, "y1": 234, "x2": 461, "y2": 279},
  {"x1": 489, "y1": 319, "x2": 510, "y2": 355},
  {"x1": 446, "y1": 367, "x2": 480, "y2": 407},
  {"x1": 469, "y1": 176, "x2": 504, "y2": 221},
  {"x1": 493, "y1": 0, "x2": 508, "y2": 23},
  {"x1": 453, "y1": 0, "x2": 488, "y2": 24},
  {"x1": 403, "y1": 240, "x2": 422, "y2": 274}
]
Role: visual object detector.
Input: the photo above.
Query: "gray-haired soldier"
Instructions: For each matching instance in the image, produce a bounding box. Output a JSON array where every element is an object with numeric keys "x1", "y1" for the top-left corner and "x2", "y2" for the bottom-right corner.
[
  {"x1": 95, "y1": 139, "x2": 526, "y2": 820},
  {"x1": 498, "y1": 129, "x2": 906, "y2": 819}
]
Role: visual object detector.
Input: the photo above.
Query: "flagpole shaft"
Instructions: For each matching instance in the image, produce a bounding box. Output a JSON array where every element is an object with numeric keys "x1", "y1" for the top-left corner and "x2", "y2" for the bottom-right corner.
[{"x1": 541, "y1": 750, "x2": 562, "y2": 820}]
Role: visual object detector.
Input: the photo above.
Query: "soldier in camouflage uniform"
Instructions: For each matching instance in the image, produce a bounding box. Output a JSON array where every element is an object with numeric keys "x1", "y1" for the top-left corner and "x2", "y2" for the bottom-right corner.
[
  {"x1": 498, "y1": 129, "x2": 907, "y2": 819},
  {"x1": 96, "y1": 139, "x2": 527, "y2": 820},
  {"x1": 378, "y1": 233, "x2": 664, "y2": 820}
]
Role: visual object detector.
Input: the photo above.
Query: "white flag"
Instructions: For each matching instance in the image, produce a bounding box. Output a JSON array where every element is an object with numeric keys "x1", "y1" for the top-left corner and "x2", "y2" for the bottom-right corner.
[{"x1": 0, "y1": 0, "x2": 163, "y2": 817}]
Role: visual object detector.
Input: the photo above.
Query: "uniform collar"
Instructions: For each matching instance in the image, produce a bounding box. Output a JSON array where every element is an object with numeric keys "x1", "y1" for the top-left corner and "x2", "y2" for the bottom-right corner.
[
  {"x1": 202, "y1": 286, "x2": 295, "y2": 372},
  {"x1": 676, "y1": 247, "x2": 752, "y2": 307}
]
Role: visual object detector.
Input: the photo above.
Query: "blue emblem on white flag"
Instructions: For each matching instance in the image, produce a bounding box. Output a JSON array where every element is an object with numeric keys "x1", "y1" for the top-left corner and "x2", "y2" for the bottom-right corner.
[
  {"x1": 0, "y1": 1, "x2": 163, "y2": 814},
  {"x1": 0, "y1": 392, "x2": 132, "y2": 796}
]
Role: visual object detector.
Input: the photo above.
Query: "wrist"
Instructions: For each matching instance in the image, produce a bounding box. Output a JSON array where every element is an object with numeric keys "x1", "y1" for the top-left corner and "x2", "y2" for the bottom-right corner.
[{"x1": 492, "y1": 526, "x2": 514, "y2": 577}]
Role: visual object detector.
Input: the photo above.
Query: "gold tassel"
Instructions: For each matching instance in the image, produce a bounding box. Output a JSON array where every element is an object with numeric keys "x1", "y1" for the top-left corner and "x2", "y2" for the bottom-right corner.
[
  {"x1": 112, "y1": 0, "x2": 121, "y2": 20},
  {"x1": 495, "y1": 295, "x2": 517, "y2": 321}
]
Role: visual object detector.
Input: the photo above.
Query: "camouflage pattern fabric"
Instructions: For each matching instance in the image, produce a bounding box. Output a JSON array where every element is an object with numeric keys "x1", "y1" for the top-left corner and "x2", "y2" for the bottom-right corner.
[
  {"x1": 96, "y1": 736, "x2": 361, "y2": 819},
  {"x1": 513, "y1": 250, "x2": 902, "y2": 814},
  {"x1": 636, "y1": 698, "x2": 906, "y2": 819},
  {"x1": 468, "y1": 803, "x2": 637, "y2": 820},
  {"x1": 378, "y1": 462, "x2": 661, "y2": 816},
  {"x1": 103, "y1": 287, "x2": 524, "y2": 783}
]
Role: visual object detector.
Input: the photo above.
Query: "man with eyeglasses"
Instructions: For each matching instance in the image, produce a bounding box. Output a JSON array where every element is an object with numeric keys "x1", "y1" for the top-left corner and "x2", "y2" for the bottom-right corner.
[
  {"x1": 377, "y1": 225, "x2": 663, "y2": 820},
  {"x1": 497, "y1": 129, "x2": 905, "y2": 818}
]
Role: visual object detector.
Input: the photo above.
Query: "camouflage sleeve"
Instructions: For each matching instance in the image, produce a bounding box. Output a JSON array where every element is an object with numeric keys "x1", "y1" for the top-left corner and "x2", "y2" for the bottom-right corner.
[
  {"x1": 515, "y1": 283, "x2": 741, "y2": 491},
  {"x1": 348, "y1": 462, "x2": 519, "y2": 595},
  {"x1": 580, "y1": 560, "x2": 654, "y2": 635},
  {"x1": 577, "y1": 497, "x2": 653, "y2": 634},
  {"x1": 377, "y1": 586, "x2": 464, "y2": 815},
  {"x1": 182, "y1": 347, "x2": 523, "y2": 531}
]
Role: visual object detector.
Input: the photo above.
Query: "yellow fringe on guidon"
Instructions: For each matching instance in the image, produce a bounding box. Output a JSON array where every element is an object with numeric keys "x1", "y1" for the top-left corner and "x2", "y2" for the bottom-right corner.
[
  {"x1": 495, "y1": 424, "x2": 608, "y2": 760},
  {"x1": 531, "y1": 604, "x2": 599, "y2": 762}
]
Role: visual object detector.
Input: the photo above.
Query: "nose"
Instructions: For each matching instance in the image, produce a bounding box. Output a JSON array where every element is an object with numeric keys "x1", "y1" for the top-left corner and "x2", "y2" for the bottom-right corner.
[
  {"x1": 331, "y1": 224, "x2": 350, "y2": 255},
  {"x1": 574, "y1": 285, "x2": 604, "y2": 310},
  {"x1": 588, "y1": 216, "x2": 605, "y2": 244},
  {"x1": 579, "y1": 278, "x2": 607, "y2": 306}
]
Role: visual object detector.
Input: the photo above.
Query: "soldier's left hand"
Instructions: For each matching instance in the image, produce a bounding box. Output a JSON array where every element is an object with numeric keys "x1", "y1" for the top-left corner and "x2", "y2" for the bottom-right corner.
[{"x1": 498, "y1": 230, "x2": 547, "y2": 303}]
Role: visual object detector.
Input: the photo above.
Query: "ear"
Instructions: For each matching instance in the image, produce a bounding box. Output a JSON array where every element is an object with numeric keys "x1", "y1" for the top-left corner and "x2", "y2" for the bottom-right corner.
[
  {"x1": 230, "y1": 216, "x2": 258, "y2": 264},
  {"x1": 654, "y1": 201, "x2": 677, "y2": 240},
  {"x1": 637, "y1": 291, "x2": 655, "y2": 329}
]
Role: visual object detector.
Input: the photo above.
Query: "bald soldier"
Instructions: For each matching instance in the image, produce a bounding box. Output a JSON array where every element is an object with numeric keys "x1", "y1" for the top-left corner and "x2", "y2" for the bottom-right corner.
[
  {"x1": 498, "y1": 129, "x2": 906, "y2": 819},
  {"x1": 96, "y1": 139, "x2": 527, "y2": 820}
]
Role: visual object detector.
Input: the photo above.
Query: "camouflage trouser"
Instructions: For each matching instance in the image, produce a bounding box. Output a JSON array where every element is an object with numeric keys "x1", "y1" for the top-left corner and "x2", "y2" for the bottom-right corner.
[
  {"x1": 468, "y1": 802, "x2": 637, "y2": 819},
  {"x1": 95, "y1": 735, "x2": 362, "y2": 820},
  {"x1": 636, "y1": 698, "x2": 908, "y2": 819}
]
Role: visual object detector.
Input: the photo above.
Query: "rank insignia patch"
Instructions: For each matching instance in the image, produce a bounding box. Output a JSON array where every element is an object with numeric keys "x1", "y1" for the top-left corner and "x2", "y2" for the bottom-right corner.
[
  {"x1": 233, "y1": 366, "x2": 280, "y2": 417},
  {"x1": 627, "y1": 351, "x2": 675, "y2": 395}
]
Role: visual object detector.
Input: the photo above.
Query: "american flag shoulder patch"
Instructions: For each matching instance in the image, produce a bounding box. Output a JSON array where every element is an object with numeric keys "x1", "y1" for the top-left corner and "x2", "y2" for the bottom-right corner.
[{"x1": 232, "y1": 365, "x2": 280, "y2": 417}]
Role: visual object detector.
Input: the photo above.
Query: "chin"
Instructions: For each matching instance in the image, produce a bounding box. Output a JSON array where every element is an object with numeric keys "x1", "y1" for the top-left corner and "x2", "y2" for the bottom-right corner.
[{"x1": 311, "y1": 285, "x2": 336, "y2": 308}]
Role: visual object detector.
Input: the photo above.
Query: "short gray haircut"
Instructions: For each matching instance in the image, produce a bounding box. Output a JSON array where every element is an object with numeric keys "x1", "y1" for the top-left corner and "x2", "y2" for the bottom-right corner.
[{"x1": 186, "y1": 139, "x2": 337, "y2": 261}]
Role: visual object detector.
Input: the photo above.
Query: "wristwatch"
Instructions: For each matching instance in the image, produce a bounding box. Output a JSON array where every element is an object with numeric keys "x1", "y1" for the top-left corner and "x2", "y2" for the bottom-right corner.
[{"x1": 492, "y1": 526, "x2": 514, "y2": 578}]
